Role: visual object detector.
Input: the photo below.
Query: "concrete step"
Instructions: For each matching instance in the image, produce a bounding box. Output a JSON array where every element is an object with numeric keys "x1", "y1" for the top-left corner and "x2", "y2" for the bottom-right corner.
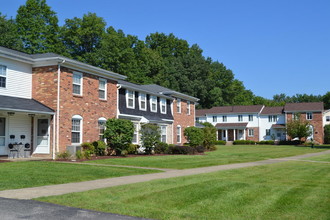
[{"x1": 226, "y1": 141, "x2": 233, "y2": 146}]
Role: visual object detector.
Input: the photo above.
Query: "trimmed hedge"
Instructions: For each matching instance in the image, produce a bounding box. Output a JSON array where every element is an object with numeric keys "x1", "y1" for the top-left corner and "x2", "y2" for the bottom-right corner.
[
  {"x1": 233, "y1": 140, "x2": 256, "y2": 145},
  {"x1": 167, "y1": 145, "x2": 195, "y2": 155},
  {"x1": 257, "y1": 140, "x2": 275, "y2": 145},
  {"x1": 278, "y1": 140, "x2": 301, "y2": 145},
  {"x1": 154, "y1": 142, "x2": 169, "y2": 154},
  {"x1": 214, "y1": 140, "x2": 226, "y2": 145}
]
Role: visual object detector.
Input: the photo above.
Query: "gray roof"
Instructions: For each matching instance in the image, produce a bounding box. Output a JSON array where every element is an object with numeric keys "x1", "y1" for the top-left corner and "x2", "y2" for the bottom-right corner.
[
  {"x1": 0, "y1": 95, "x2": 54, "y2": 114},
  {"x1": 284, "y1": 102, "x2": 324, "y2": 112}
]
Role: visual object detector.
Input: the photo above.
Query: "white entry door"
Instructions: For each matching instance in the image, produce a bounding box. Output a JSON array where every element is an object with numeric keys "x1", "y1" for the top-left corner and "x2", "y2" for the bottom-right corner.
[
  {"x1": 0, "y1": 117, "x2": 6, "y2": 155},
  {"x1": 34, "y1": 118, "x2": 50, "y2": 154}
]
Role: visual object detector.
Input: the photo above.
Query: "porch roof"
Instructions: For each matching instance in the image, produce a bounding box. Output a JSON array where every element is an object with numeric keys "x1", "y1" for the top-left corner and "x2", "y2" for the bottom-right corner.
[
  {"x1": 271, "y1": 124, "x2": 286, "y2": 129},
  {"x1": 215, "y1": 123, "x2": 248, "y2": 129},
  {"x1": 0, "y1": 95, "x2": 54, "y2": 114}
]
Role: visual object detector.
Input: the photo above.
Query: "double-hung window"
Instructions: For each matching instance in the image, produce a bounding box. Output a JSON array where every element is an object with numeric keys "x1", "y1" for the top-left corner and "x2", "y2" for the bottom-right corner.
[
  {"x1": 139, "y1": 93, "x2": 147, "y2": 111},
  {"x1": 249, "y1": 115, "x2": 253, "y2": 121},
  {"x1": 99, "y1": 78, "x2": 107, "y2": 100},
  {"x1": 248, "y1": 128, "x2": 254, "y2": 137},
  {"x1": 0, "y1": 65, "x2": 6, "y2": 88},
  {"x1": 160, "y1": 98, "x2": 166, "y2": 114},
  {"x1": 306, "y1": 112, "x2": 313, "y2": 120},
  {"x1": 187, "y1": 101, "x2": 191, "y2": 115},
  {"x1": 73, "y1": 72, "x2": 82, "y2": 95},
  {"x1": 268, "y1": 115, "x2": 277, "y2": 122},
  {"x1": 238, "y1": 115, "x2": 243, "y2": 122},
  {"x1": 213, "y1": 116, "x2": 217, "y2": 122},
  {"x1": 126, "y1": 90, "x2": 135, "y2": 109},
  {"x1": 177, "y1": 125, "x2": 181, "y2": 143},
  {"x1": 150, "y1": 96, "x2": 157, "y2": 112},
  {"x1": 98, "y1": 117, "x2": 106, "y2": 141},
  {"x1": 72, "y1": 115, "x2": 82, "y2": 144},
  {"x1": 160, "y1": 125, "x2": 167, "y2": 143},
  {"x1": 223, "y1": 115, "x2": 227, "y2": 122},
  {"x1": 326, "y1": 116, "x2": 330, "y2": 122},
  {"x1": 132, "y1": 123, "x2": 139, "y2": 144},
  {"x1": 266, "y1": 129, "x2": 271, "y2": 136},
  {"x1": 177, "y1": 99, "x2": 181, "y2": 113}
]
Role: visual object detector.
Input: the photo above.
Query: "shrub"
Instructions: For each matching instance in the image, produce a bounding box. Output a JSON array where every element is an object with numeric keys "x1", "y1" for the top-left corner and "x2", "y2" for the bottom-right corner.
[
  {"x1": 56, "y1": 151, "x2": 71, "y2": 159},
  {"x1": 324, "y1": 125, "x2": 330, "y2": 144},
  {"x1": 154, "y1": 142, "x2": 169, "y2": 154},
  {"x1": 75, "y1": 150, "x2": 83, "y2": 159},
  {"x1": 202, "y1": 126, "x2": 217, "y2": 150},
  {"x1": 195, "y1": 145, "x2": 205, "y2": 153},
  {"x1": 127, "y1": 144, "x2": 139, "y2": 154},
  {"x1": 140, "y1": 124, "x2": 160, "y2": 154},
  {"x1": 184, "y1": 127, "x2": 204, "y2": 147},
  {"x1": 278, "y1": 140, "x2": 301, "y2": 145},
  {"x1": 214, "y1": 140, "x2": 226, "y2": 145},
  {"x1": 258, "y1": 140, "x2": 275, "y2": 145},
  {"x1": 92, "y1": 141, "x2": 106, "y2": 156},
  {"x1": 233, "y1": 140, "x2": 256, "y2": 145},
  {"x1": 168, "y1": 145, "x2": 195, "y2": 155},
  {"x1": 81, "y1": 142, "x2": 95, "y2": 159}
]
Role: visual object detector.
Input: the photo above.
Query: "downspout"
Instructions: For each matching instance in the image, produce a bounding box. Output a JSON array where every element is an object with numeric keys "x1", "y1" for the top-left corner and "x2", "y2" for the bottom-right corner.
[
  {"x1": 56, "y1": 59, "x2": 65, "y2": 158},
  {"x1": 52, "y1": 114, "x2": 56, "y2": 160}
]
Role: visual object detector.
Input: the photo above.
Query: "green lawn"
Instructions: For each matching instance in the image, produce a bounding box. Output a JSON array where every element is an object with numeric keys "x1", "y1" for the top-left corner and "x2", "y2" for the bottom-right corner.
[
  {"x1": 304, "y1": 153, "x2": 330, "y2": 162},
  {"x1": 84, "y1": 145, "x2": 326, "y2": 169},
  {"x1": 0, "y1": 161, "x2": 159, "y2": 191},
  {"x1": 37, "y1": 161, "x2": 330, "y2": 220}
]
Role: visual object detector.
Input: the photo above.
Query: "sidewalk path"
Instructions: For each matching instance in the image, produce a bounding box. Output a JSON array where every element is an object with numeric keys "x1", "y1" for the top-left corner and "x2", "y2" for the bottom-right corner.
[{"x1": 1, "y1": 150, "x2": 329, "y2": 200}]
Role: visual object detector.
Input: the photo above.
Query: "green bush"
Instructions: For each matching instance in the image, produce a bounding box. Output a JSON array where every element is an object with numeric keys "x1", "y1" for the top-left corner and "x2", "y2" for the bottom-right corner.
[
  {"x1": 258, "y1": 140, "x2": 275, "y2": 145},
  {"x1": 154, "y1": 142, "x2": 169, "y2": 154},
  {"x1": 278, "y1": 140, "x2": 301, "y2": 145},
  {"x1": 214, "y1": 140, "x2": 226, "y2": 145},
  {"x1": 127, "y1": 144, "x2": 139, "y2": 154},
  {"x1": 92, "y1": 141, "x2": 106, "y2": 156},
  {"x1": 56, "y1": 151, "x2": 71, "y2": 159},
  {"x1": 195, "y1": 145, "x2": 205, "y2": 153},
  {"x1": 168, "y1": 145, "x2": 195, "y2": 155},
  {"x1": 202, "y1": 126, "x2": 217, "y2": 150},
  {"x1": 184, "y1": 127, "x2": 204, "y2": 147},
  {"x1": 81, "y1": 142, "x2": 95, "y2": 159},
  {"x1": 324, "y1": 125, "x2": 330, "y2": 144},
  {"x1": 140, "y1": 124, "x2": 160, "y2": 154},
  {"x1": 75, "y1": 150, "x2": 83, "y2": 159},
  {"x1": 233, "y1": 140, "x2": 256, "y2": 145}
]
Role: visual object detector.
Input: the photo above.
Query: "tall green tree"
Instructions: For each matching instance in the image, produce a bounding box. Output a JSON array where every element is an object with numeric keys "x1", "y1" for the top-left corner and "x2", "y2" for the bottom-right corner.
[
  {"x1": 0, "y1": 13, "x2": 22, "y2": 50},
  {"x1": 322, "y1": 92, "x2": 330, "y2": 109},
  {"x1": 16, "y1": 0, "x2": 62, "y2": 54},
  {"x1": 286, "y1": 116, "x2": 312, "y2": 143}
]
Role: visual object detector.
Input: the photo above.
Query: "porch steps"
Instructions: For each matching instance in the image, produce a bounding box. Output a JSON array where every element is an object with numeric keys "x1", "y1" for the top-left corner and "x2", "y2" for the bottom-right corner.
[{"x1": 226, "y1": 141, "x2": 233, "y2": 146}]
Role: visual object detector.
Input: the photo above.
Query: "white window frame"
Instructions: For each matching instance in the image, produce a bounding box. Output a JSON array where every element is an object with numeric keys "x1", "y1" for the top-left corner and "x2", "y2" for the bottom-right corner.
[
  {"x1": 98, "y1": 117, "x2": 107, "y2": 141},
  {"x1": 187, "y1": 101, "x2": 191, "y2": 115},
  {"x1": 160, "y1": 125, "x2": 167, "y2": 143},
  {"x1": 238, "y1": 115, "x2": 243, "y2": 122},
  {"x1": 150, "y1": 95, "x2": 157, "y2": 112},
  {"x1": 72, "y1": 71, "x2": 83, "y2": 95},
  {"x1": 306, "y1": 112, "x2": 313, "y2": 120},
  {"x1": 249, "y1": 115, "x2": 253, "y2": 121},
  {"x1": 126, "y1": 90, "x2": 135, "y2": 109},
  {"x1": 248, "y1": 128, "x2": 254, "y2": 137},
  {"x1": 177, "y1": 125, "x2": 181, "y2": 143},
  {"x1": 223, "y1": 115, "x2": 227, "y2": 122},
  {"x1": 326, "y1": 116, "x2": 330, "y2": 122},
  {"x1": 71, "y1": 115, "x2": 83, "y2": 145},
  {"x1": 266, "y1": 129, "x2": 271, "y2": 136},
  {"x1": 139, "y1": 93, "x2": 147, "y2": 111},
  {"x1": 213, "y1": 116, "x2": 217, "y2": 122},
  {"x1": 0, "y1": 65, "x2": 7, "y2": 88},
  {"x1": 177, "y1": 99, "x2": 181, "y2": 113},
  {"x1": 132, "y1": 123, "x2": 139, "y2": 144},
  {"x1": 99, "y1": 78, "x2": 107, "y2": 100},
  {"x1": 160, "y1": 98, "x2": 167, "y2": 114}
]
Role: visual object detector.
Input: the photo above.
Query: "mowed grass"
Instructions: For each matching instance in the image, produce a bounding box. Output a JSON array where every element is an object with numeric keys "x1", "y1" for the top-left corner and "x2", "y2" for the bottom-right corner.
[
  {"x1": 0, "y1": 161, "x2": 159, "y2": 191},
  {"x1": 84, "y1": 145, "x2": 326, "y2": 169},
  {"x1": 37, "y1": 161, "x2": 330, "y2": 220},
  {"x1": 304, "y1": 153, "x2": 330, "y2": 162}
]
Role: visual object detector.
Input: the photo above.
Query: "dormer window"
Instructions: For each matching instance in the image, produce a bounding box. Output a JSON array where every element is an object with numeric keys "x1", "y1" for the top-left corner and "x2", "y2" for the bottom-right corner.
[
  {"x1": 0, "y1": 65, "x2": 6, "y2": 88},
  {"x1": 160, "y1": 98, "x2": 166, "y2": 114},
  {"x1": 126, "y1": 90, "x2": 135, "y2": 109},
  {"x1": 150, "y1": 95, "x2": 157, "y2": 112},
  {"x1": 139, "y1": 93, "x2": 147, "y2": 111}
]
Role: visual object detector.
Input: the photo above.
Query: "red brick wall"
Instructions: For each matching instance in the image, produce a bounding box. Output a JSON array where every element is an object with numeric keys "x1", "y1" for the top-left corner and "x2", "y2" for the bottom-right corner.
[
  {"x1": 32, "y1": 66, "x2": 118, "y2": 152},
  {"x1": 172, "y1": 99, "x2": 195, "y2": 145},
  {"x1": 286, "y1": 112, "x2": 323, "y2": 144},
  {"x1": 245, "y1": 127, "x2": 259, "y2": 142}
]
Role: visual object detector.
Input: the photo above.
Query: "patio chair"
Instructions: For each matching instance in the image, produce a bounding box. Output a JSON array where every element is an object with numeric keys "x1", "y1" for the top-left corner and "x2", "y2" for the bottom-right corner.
[
  {"x1": 24, "y1": 143, "x2": 31, "y2": 158},
  {"x1": 8, "y1": 143, "x2": 18, "y2": 159}
]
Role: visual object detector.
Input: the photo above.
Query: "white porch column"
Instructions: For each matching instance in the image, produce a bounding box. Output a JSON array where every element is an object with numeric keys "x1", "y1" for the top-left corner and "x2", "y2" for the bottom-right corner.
[
  {"x1": 243, "y1": 129, "x2": 246, "y2": 140},
  {"x1": 233, "y1": 129, "x2": 236, "y2": 140},
  {"x1": 225, "y1": 129, "x2": 228, "y2": 141}
]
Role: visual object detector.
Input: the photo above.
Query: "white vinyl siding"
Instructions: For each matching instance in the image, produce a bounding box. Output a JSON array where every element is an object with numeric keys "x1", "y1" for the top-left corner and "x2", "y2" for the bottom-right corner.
[
  {"x1": 139, "y1": 93, "x2": 147, "y2": 111},
  {"x1": 126, "y1": 90, "x2": 135, "y2": 109},
  {"x1": 73, "y1": 72, "x2": 83, "y2": 95},
  {"x1": 160, "y1": 98, "x2": 166, "y2": 114},
  {"x1": 99, "y1": 78, "x2": 107, "y2": 100},
  {"x1": 0, "y1": 58, "x2": 32, "y2": 98},
  {"x1": 8, "y1": 114, "x2": 31, "y2": 146},
  {"x1": 150, "y1": 96, "x2": 157, "y2": 112}
]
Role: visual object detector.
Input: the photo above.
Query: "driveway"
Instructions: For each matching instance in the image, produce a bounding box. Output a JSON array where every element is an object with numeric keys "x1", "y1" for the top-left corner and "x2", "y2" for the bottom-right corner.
[{"x1": 0, "y1": 197, "x2": 149, "y2": 220}]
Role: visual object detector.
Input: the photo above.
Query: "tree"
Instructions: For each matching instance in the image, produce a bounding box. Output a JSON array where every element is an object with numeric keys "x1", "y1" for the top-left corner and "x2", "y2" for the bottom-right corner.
[
  {"x1": 202, "y1": 124, "x2": 217, "y2": 150},
  {"x1": 286, "y1": 115, "x2": 312, "y2": 143},
  {"x1": 16, "y1": 0, "x2": 62, "y2": 54},
  {"x1": 323, "y1": 92, "x2": 330, "y2": 109},
  {"x1": 103, "y1": 118, "x2": 134, "y2": 155},
  {"x1": 0, "y1": 13, "x2": 22, "y2": 50},
  {"x1": 140, "y1": 124, "x2": 160, "y2": 154},
  {"x1": 184, "y1": 127, "x2": 204, "y2": 147},
  {"x1": 324, "y1": 125, "x2": 330, "y2": 144}
]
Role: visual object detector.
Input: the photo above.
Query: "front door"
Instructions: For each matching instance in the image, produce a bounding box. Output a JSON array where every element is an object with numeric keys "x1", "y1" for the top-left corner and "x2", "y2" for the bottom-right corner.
[
  {"x1": 0, "y1": 117, "x2": 6, "y2": 155},
  {"x1": 34, "y1": 118, "x2": 50, "y2": 154}
]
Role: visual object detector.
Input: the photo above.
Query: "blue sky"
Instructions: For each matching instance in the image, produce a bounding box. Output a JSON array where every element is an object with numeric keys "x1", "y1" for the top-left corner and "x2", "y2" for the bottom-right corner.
[{"x1": 2, "y1": 0, "x2": 330, "y2": 99}]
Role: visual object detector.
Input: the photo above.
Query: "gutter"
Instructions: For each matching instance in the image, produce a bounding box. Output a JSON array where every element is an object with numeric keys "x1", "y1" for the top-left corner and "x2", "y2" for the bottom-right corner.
[{"x1": 56, "y1": 59, "x2": 65, "y2": 159}]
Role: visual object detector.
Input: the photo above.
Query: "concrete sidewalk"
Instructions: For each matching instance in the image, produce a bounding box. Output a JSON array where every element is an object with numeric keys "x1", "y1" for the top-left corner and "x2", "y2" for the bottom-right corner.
[{"x1": 0, "y1": 150, "x2": 329, "y2": 200}]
